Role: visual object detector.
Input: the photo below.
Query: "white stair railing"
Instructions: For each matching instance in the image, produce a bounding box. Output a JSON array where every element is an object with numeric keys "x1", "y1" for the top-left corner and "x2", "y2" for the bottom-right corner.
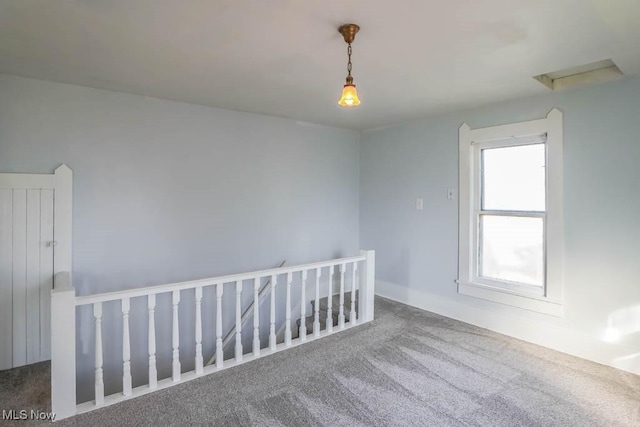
[{"x1": 51, "y1": 250, "x2": 375, "y2": 420}]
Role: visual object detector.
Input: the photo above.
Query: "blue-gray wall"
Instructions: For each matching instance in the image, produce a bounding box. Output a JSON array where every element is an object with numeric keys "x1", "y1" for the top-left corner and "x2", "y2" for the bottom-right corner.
[
  {"x1": 0, "y1": 74, "x2": 360, "y2": 399},
  {"x1": 0, "y1": 74, "x2": 360, "y2": 291},
  {"x1": 360, "y1": 75, "x2": 640, "y2": 373}
]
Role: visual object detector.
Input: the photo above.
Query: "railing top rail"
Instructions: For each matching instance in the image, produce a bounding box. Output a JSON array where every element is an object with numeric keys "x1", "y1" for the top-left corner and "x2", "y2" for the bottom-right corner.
[{"x1": 75, "y1": 254, "x2": 366, "y2": 306}]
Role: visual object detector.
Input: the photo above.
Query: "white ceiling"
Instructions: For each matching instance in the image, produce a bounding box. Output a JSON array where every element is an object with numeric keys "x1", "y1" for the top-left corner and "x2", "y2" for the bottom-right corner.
[{"x1": 1, "y1": 0, "x2": 639, "y2": 130}]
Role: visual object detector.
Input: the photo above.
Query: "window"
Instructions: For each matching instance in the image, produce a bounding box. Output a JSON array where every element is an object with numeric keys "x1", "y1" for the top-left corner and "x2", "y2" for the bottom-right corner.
[
  {"x1": 478, "y1": 140, "x2": 546, "y2": 293},
  {"x1": 457, "y1": 109, "x2": 564, "y2": 316}
]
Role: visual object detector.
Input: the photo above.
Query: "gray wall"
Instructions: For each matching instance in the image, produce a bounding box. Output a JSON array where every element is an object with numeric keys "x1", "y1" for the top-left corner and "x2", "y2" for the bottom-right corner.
[
  {"x1": 0, "y1": 74, "x2": 360, "y2": 399},
  {"x1": 360, "y1": 75, "x2": 640, "y2": 373}
]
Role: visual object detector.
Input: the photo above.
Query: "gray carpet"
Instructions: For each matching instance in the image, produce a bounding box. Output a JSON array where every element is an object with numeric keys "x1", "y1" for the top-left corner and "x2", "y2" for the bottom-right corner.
[
  {"x1": 0, "y1": 360, "x2": 51, "y2": 426},
  {"x1": 2, "y1": 297, "x2": 639, "y2": 426}
]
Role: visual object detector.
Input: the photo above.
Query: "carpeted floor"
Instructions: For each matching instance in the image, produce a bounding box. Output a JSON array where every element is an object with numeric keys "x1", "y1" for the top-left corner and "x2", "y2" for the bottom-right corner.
[
  {"x1": 0, "y1": 360, "x2": 51, "y2": 426},
  {"x1": 2, "y1": 296, "x2": 640, "y2": 426}
]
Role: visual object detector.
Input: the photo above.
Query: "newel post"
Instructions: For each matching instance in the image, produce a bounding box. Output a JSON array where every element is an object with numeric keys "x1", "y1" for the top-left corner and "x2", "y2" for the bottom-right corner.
[
  {"x1": 51, "y1": 272, "x2": 76, "y2": 420},
  {"x1": 358, "y1": 250, "x2": 375, "y2": 322}
]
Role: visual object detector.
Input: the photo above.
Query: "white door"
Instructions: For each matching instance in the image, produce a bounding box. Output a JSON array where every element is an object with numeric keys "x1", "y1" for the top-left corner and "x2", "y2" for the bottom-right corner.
[
  {"x1": 0, "y1": 164, "x2": 72, "y2": 371},
  {"x1": 0, "y1": 188, "x2": 54, "y2": 369}
]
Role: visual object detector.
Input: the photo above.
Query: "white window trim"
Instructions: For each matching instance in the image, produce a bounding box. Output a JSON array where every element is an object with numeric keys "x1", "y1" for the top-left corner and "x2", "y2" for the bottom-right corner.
[{"x1": 457, "y1": 108, "x2": 564, "y2": 317}]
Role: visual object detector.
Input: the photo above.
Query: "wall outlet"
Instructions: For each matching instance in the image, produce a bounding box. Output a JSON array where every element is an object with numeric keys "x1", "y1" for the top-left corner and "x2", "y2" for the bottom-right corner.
[{"x1": 416, "y1": 198, "x2": 424, "y2": 210}]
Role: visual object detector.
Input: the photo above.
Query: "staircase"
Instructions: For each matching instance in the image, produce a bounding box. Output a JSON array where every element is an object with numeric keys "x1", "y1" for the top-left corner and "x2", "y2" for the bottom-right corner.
[{"x1": 295, "y1": 291, "x2": 359, "y2": 338}]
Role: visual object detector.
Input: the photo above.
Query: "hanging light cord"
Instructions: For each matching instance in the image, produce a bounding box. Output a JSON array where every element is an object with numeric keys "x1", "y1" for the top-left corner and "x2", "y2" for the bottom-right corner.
[{"x1": 346, "y1": 43, "x2": 353, "y2": 79}]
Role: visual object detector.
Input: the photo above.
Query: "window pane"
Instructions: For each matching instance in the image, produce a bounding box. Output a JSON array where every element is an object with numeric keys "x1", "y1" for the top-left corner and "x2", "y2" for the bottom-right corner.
[
  {"x1": 482, "y1": 144, "x2": 545, "y2": 211},
  {"x1": 480, "y1": 215, "x2": 544, "y2": 287}
]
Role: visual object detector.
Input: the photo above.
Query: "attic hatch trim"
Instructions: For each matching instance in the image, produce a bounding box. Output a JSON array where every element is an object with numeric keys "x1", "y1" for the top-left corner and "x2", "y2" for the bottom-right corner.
[{"x1": 533, "y1": 59, "x2": 623, "y2": 91}]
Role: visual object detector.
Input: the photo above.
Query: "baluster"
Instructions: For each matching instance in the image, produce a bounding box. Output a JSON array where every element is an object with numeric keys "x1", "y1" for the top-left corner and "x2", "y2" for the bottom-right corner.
[
  {"x1": 314, "y1": 268, "x2": 321, "y2": 337},
  {"x1": 285, "y1": 272, "x2": 292, "y2": 346},
  {"x1": 351, "y1": 262, "x2": 358, "y2": 325},
  {"x1": 148, "y1": 294, "x2": 157, "y2": 389},
  {"x1": 195, "y1": 287, "x2": 204, "y2": 375},
  {"x1": 216, "y1": 284, "x2": 224, "y2": 368},
  {"x1": 94, "y1": 302, "x2": 104, "y2": 405},
  {"x1": 327, "y1": 265, "x2": 334, "y2": 333},
  {"x1": 269, "y1": 275, "x2": 277, "y2": 350},
  {"x1": 172, "y1": 290, "x2": 181, "y2": 382},
  {"x1": 235, "y1": 281, "x2": 243, "y2": 362},
  {"x1": 300, "y1": 270, "x2": 307, "y2": 342},
  {"x1": 253, "y1": 278, "x2": 260, "y2": 356},
  {"x1": 338, "y1": 263, "x2": 346, "y2": 329},
  {"x1": 121, "y1": 298, "x2": 132, "y2": 396}
]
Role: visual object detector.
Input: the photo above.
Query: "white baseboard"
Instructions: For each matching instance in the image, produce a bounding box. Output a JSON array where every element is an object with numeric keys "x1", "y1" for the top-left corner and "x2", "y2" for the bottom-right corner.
[{"x1": 375, "y1": 280, "x2": 640, "y2": 376}]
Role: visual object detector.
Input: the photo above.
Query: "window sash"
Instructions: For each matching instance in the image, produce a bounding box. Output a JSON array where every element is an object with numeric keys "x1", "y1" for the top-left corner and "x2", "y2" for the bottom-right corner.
[
  {"x1": 479, "y1": 142, "x2": 546, "y2": 213},
  {"x1": 474, "y1": 212, "x2": 546, "y2": 295},
  {"x1": 473, "y1": 140, "x2": 547, "y2": 295},
  {"x1": 476, "y1": 210, "x2": 546, "y2": 218},
  {"x1": 472, "y1": 141, "x2": 547, "y2": 214}
]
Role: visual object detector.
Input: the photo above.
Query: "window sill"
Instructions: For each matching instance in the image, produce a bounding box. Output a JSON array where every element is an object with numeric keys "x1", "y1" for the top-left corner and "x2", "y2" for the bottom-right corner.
[{"x1": 456, "y1": 280, "x2": 564, "y2": 317}]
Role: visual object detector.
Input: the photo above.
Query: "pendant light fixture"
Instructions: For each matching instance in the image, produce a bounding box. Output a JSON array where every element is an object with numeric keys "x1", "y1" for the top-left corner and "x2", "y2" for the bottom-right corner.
[{"x1": 337, "y1": 23, "x2": 361, "y2": 107}]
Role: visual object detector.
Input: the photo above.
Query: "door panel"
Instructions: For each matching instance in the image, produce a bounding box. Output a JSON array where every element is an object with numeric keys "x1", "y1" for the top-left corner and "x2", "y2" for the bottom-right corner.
[
  {"x1": 0, "y1": 190, "x2": 12, "y2": 370},
  {"x1": 12, "y1": 189, "x2": 27, "y2": 367},
  {"x1": 0, "y1": 189, "x2": 54, "y2": 370},
  {"x1": 40, "y1": 189, "x2": 54, "y2": 360},
  {"x1": 26, "y1": 189, "x2": 41, "y2": 364}
]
